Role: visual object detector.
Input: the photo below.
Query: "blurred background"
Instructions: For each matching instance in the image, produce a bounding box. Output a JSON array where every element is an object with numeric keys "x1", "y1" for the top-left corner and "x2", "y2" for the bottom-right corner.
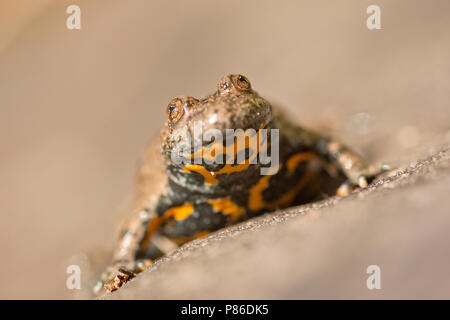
[{"x1": 0, "y1": 0, "x2": 449, "y2": 299}]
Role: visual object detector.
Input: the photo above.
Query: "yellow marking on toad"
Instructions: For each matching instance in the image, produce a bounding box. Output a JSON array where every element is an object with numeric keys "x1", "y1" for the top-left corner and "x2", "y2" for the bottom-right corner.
[
  {"x1": 183, "y1": 164, "x2": 219, "y2": 184},
  {"x1": 164, "y1": 203, "x2": 194, "y2": 221},
  {"x1": 208, "y1": 197, "x2": 246, "y2": 222},
  {"x1": 139, "y1": 203, "x2": 195, "y2": 250},
  {"x1": 249, "y1": 152, "x2": 316, "y2": 211},
  {"x1": 139, "y1": 216, "x2": 164, "y2": 250},
  {"x1": 248, "y1": 175, "x2": 271, "y2": 211},
  {"x1": 184, "y1": 126, "x2": 269, "y2": 185},
  {"x1": 286, "y1": 152, "x2": 316, "y2": 174},
  {"x1": 170, "y1": 231, "x2": 210, "y2": 246}
]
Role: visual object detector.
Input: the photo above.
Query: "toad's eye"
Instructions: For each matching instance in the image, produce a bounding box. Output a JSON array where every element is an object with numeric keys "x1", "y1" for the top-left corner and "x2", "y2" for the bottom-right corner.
[
  {"x1": 218, "y1": 74, "x2": 252, "y2": 94},
  {"x1": 231, "y1": 74, "x2": 251, "y2": 91},
  {"x1": 167, "y1": 99, "x2": 184, "y2": 124},
  {"x1": 166, "y1": 96, "x2": 199, "y2": 124}
]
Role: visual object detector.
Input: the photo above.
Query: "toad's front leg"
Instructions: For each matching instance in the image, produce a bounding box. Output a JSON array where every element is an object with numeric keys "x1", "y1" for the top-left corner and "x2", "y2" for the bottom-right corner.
[
  {"x1": 274, "y1": 111, "x2": 388, "y2": 195},
  {"x1": 94, "y1": 207, "x2": 168, "y2": 294},
  {"x1": 94, "y1": 195, "x2": 239, "y2": 294},
  {"x1": 314, "y1": 137, "x2": 389, "y2": 196}
]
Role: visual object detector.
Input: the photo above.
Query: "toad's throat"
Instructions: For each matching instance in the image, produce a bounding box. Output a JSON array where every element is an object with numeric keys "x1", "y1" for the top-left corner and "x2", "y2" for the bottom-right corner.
[
  {"x1": 183, "y1": 126, "x2": 269, "y2": 185},
  {"x1": 184, "y1": 163, "x2": 251, "y2": 185}
]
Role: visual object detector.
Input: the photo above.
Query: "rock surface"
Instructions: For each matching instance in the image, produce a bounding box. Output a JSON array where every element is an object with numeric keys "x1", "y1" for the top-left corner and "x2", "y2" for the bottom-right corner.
[
  {"x1": 1, "y1": 0, "x2": 450, "y2": 299},
  {"x1": 102, "y1": 143, "x2": 450, "y2": 299}
]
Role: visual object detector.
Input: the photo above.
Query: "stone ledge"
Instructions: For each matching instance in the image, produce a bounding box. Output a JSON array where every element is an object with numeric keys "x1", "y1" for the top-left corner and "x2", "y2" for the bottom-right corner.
[{"x1": 102, "y1": 145, "x2": 450, "y2": 299}]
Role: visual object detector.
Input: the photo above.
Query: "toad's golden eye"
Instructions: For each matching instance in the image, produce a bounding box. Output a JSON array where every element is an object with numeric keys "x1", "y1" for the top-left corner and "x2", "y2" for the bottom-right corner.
[
  {"x1": 167, "y1": 98, "x2": 184, "y2": 124},
  {"x1": 166, "y1": 96, "x2": 199, "y2": 124},
  {"x1": 217, "y1": 74, "x2": 252, "y2": 94},
  {"x1": 231, "y1": 74, "x2": 251, "y2": 91}
]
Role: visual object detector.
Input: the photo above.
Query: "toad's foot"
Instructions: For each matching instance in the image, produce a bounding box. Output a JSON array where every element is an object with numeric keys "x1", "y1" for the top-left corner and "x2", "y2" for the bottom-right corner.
[
  {"x1": 103, "y1": 268, "x2": 135, "y2": 293},
  {"x1": 336, "y1": 163, "x2": 392, "y2": 196},
  {"x1": 93, "y1": 259, "x2": 152, "y2": 294}
]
